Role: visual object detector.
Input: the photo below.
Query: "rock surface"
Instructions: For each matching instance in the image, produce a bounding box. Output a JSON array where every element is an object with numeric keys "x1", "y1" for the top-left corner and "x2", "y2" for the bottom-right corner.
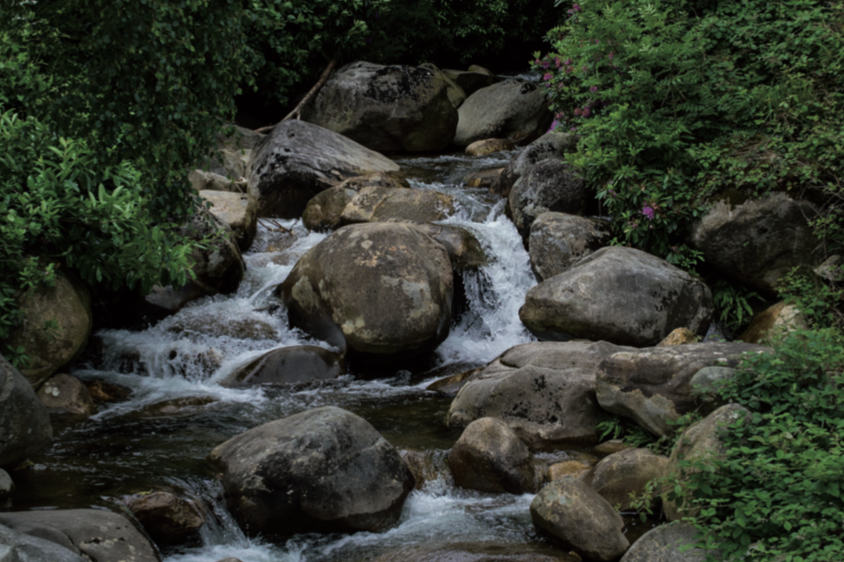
[
  {"x1": 279, "y1": 223, "x2": 453, "y2": 358},
  {"x1": 519, "y1": 246, "x2": 714, "y2": 346},
  {"x1": 620, "y1": 522, "x2": 711, "y2": 562},
  {"x1": 454, "y1": 80, "x2": 552, "y2": 147},
  {"x1": 739, "y1": 301, "x2": 807, "y2": 343},
  {"x1": 0, "y1": 522, "x2": 86, "y2": 562},
  {"x1": 209, "y1": 406, "x2": 414, "y2": 536},
  {"x1": 588, "y1": 447, "x2": 669, "y2": 510},
  {"x1": 528, "y1": 212, "x2": 610, "y2": 280},
  {"x1": 530, "y1": 479, "x2": 629, "y2": 561},
  {"x1": 595, "y1": 342, "x2": 766, "y2": 436},
  {"x1": 465, "y1": 138, "x2": 515, "y2": 156},
  {"x1": 508, "y1": 159, "x2": 590, "y2": 236},
  {"x1": 36, "y1": 373, "x2": 95, "y2": 417},
  {"x1": 375, "y1": 541, "x2": 578, "y2": 561},
  {"x1": 303, "y1": 61, "x2": 458, "y2": 153},
  {"x1": 447, "y1": 417, "x2": 538, "y2": 493},
  {"x1": 496, "y1": 131, "x2": 577, "y2": 196},
  {"x1": 302, "y1": 172, "x2": 408, "y2": 231},
  {"x1": 126, "y1": 491, "x2": 205, "y2": 546},
  {"x1": 220, "y1": 345, "x2": 344, "y2": 387},
  {"x1": 340, "y1": 185, "x2": 456, "y2": 225},
  {"x1": 248, "y1": 120, "x2": 398, "y2": 218},
  {"x1": 199, "y1": 190, "x2": 258, "y2": 251},
  {"x1": 0, "y1": 354, "x2": 52, "y2": 467}
]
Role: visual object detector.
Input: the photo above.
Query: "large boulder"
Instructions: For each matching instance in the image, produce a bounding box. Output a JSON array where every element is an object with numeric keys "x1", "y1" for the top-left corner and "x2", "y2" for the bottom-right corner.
[
  {"x1": 528, "y1": 212, "x2": 610, "y2": 280},
  {"x1": 340, "y1": 185, "x2": 456, "y2": 225},
  {"x1": 208, "y1": 406, "x2": 414, "y2": 536},
  {"x1": 375, "y1": 542, "x2": 576, "y2": 562},
  {"x1": 620, "y1": 522, "x2": 712, "y2": 562},
  {"x1": 739, "y1": 301, "x2": 807, "y2": 343},
  {"x1": 447, "y1": 417, "x2": 538, "y2": 493},
  {"x1": 530, "y1": 479, "x2": 629, "y2": 561},
  {"x1": 454, "y1": 80, "x2": 552, "y2": 147},
  {"x1": 0, "y1": 354, "x2": 52, "y2": 467},
  {"x1": 588, "y1": 447, "x2": 669, "y2": 510},
  {"x1": 302, "y1": 172, "x2": 408, "y2": 231},
  {"x1": 442, "y1": 68, "x2": 498, "y2": 96},
  {"x1": 519, "y1": 246, "x2": 714, "y2": 346},
  {"x1": 0, "y1": 509, "x2": 160, "y2": 562},
  {"x1": 125, "y1": 491, "x2": 205, "y2": 547},
  {"x1": 411, "y1": 224, "x2": 487, "y2": 273},
  {"x1": 595, "y1": 342, "x2": 766, "y2": 436},
  {"x1": 508, "y1": 159, "x2": 590, "y2": 236},
  {"x1": 0, "y1": 522, "x2": 86, "y2": 562},
  {"x1": 279, "y1": 223, "x2": 453, "y2": 358},
  {"x1": 8, "y1": 268, "x2": 92, "y2": 387},
  {"x1": 302, "y1": 61, "x2": 458, "y2": 153},
  {"x1": 248, "y1": 120, "x2": 399, "y2": 218},
  {"x1": 447, "y1": 341, "x2": 625, "y2": 449},
  {"x1": 199, "y1": 190, "x2": 258, "y2": 251},
  {"x1": 189, "y1": 124, "x2": 264, "y2": 193},
  {"x1": 496, "y1": 131, "x2": 577, "y2": 196},
  {"x1": 36, "y1": 373, "x2": 96, "y2": 417},
  {"x1": 219, "y1": 345, "x2": 344, "y2": 387},
  {"x1": 691, "y1": 193, "x2": 819, "y2": 294}
]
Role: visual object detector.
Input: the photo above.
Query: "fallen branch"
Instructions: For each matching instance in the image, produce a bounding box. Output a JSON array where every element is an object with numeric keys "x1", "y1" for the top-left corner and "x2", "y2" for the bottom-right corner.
[{"x1": 254, "y1": 58, "x2": 337, "y2": 134}]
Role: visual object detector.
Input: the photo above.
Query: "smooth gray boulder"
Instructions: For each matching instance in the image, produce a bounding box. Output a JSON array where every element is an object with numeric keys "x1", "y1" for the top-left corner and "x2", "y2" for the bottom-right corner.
[
  {"x1": 0, "y1": 522, "x2": 86, "y2": 562},
  {"x1": 279, "y1": 223, "x2": 453, "y2": 358},
  {"x1": 508, "y1": 159, "x2": 590, "y2": 236},
  {"x1": 620, "y1": 522, "x2": 712, "y2": 561},
  {"x1": 0, "y1": 509, "x2": 160, "y2": 562},
  {"x1": 209, "y1": 406, "x2": 414, "y2": 536},
  {"x1": 303, "y1": 61, "x2": 458, "y2": 153},
  {"x1": 528, "y1": 212, "x2": 610, "y2": 280},
  {"x1": 519, "y1": 246, "x2": 714, "y2": 346},
  {"x1": 0, "y1": 355, "x2": 52, "y2": 467},
  {"x1": 691, "y1": 193, "x2": 819, "y2": 294},
  {"x1": 496, "y1": 131, "x2": 577, "y2": 196},
  {"x1": 302, "y1": 172, "x2": 408, "y2": 231},
  {"x1": 220, "y1": 345, "x2": 344, "y2": 387},
  {"x1": 199, "y1": 190, "x2": 258, "y2": 251},
  {"x1": 595, "y1": 342, "x2": 766, "y2": 436},
  {"x1": 454, "y1": 80, "x2": 552, "y2": 147},
  {"x1": 248, "y1": 120, "x2": 399, "y2": 218},
  {"x1": 340, "y1": 186, "x2": 456, "y2": 225},
  {"x1": 530, "y1": 479, "x2": 629, "y2": 561}
]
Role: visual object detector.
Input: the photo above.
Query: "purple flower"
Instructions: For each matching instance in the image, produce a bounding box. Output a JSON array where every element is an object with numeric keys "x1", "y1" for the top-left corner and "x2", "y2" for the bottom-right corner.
[
  {"x1": 589, "y1": 85, "x2": 598, "y2": 93},
  {"x1": 554, "y1": 57, "x2": 561, "y2": 68},
  {"x1": 582, "y1": 106, "x2": 591, "y2": 117},
  {"x1": 543, "y1": 72, "x2": 553, "y2": 81},
  {"x1": 548, "y1": 119, "x2": 560, "y2": 131},
  {"x1": 608, "y1": 51, "x2": 615, "y2": 61},
  {"x1": 642, "y1": 205, "x2": 655, "y2": 220}
]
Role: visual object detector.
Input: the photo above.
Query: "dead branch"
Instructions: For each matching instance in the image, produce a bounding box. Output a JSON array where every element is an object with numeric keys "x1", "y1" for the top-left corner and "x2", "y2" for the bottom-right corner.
[{"x1": 254, "y1": 58, "x2": 337, "y2": 134}]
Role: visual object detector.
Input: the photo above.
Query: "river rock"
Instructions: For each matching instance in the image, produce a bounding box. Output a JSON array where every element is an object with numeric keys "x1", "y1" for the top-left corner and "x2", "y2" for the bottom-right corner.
[
  {"x1": 8, "y1": 268, "x2": 92, "y2": 387},
  {"x1": 465, "y1": 138, "x2": 515, "y2": 156},
  {"x1": 375, "y1": 541, "x2": 578, "y2": 561},
  {"x1": 530, "y1": 479, "x2": 629, "y2": 561},
  {"x1": 209, "y1": 406, "x2": 414, "y2": 536},
  {"x1": 189, "y1": 125, "x2": 263, "y2": 192},
  {"x1": 447, "y1": 340, "x2": 625, "y2": 449},
  {"x1": 279, "y1": 223, "x2": 453, "y2": 359},
  {"x1": 691, "y1": 193, "x2": 819, "y2": 294},
  {"x1": 199, "y1": 190, "x2": 258, "y2": 251},
  {"x1": 548, "y1": 460, "x2": 592, "y2": 481},
  {"x1": 0, "y1": 508, "x2": 160, "y2": 562},
  {"x1": 620, "y1": 522, "x2": 711, "y2": 561},
  {"x1": 588, "y1": 447, "x2": 669, "y2": 510},
  {"x1": 303, "y1": 172, "x2": 408, "y2": 231},
  {"x1": 448, "y1": 417, "x2": 538, "y2": 493},
  {"x1": 0, "y1": 468, "x2": 13, "y2": 501},
  {"x1": 508, "y1": 159, "x2": 590, "y2": 236},
  {"x1": 739, "y1": 301, "x2": 807, "y2": 343},
  {"x1": 340, "y1": 185, "x2": 456, "y2": 225},
  {"x1": 220, "y1": 345, "x2": 344, "y2": 387},
  {"x1": 411, "y1": 224, "x2": 487, "y2": 272},
  {"x1": 248, "y1": 120, "x2": 399, "y2": 218},
  {"x1": 454, "y1": 80, "x2": 552, "y2": 147},
  {"x1": 36, "y1": 373, "x2": 95, "y2": 417},
  {"x1": 0, "y1": 354, "x2": 52, "y2": 467},
  {"x1": 126, "y1": 491, "x2": 205, "y2": 546},
  {"x1": 596, "y1": 342, "x2": 766, "y2": 436},
  {"x1": 519, "y1": 246, "x2": 714, "y2": 346},
  {"x1": 442, "y1": 68, "x2": 499, "y2": 96},
  {"x1": 496, "y1": 131, "x2": 577, "y2": 196},
  {"x1": 463, "y1": 167, "x2": 504, "y2": 189},
  {"x1": 0, "y1": 522, "x2": 86, "y2": 562},
  {"x1": 663, "y1": 404, "x2": 749, "y2": 521},
  {"x1": 657, "y1": 327, "x2": 699, "y2": 346},
  {"x1": 528, "y1": 212, "x2": 610, "y2": 280},
  {"x1": 303, "y1": 61, "x2": 458, "y2": 153}
]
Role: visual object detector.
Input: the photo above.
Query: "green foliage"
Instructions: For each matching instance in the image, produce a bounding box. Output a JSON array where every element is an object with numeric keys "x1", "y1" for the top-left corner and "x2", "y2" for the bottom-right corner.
[
  {"x1": 778, "y1": 267, "x2": 844, "y2": 330},
  {"x1": 677, "y1": 329, "x2": 844, "y2": 560},
  {"x1": 537, "y1": 0, "x2": 844, "y2": 264},
  {"x1": 711, "y1": 281, "x2": 764, "y2": 337}
]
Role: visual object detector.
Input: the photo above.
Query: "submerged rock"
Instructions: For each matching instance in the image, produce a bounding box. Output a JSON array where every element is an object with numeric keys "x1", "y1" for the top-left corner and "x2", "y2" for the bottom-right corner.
[
  {"x1": 0, "y1": 522, "x2": 86, "y2": 562},
  {"x1": 0, "y1": 354, "x2": 52, "y2": 467},
  {"x1": 209, "y1": 406, "x2": 414, "y2": 536},
  {"x1": 220, "y1": 345, "x2": 344, "y2": 387},
  {"x1": 375, "y1": 541, "x2": 578, "y2": 561},
  {"x1": 36, "y1": 373, "x2": 96, "y2": 417},
  {"x1": 126, "y1": 490, "x2": 205, "y2": 547}
]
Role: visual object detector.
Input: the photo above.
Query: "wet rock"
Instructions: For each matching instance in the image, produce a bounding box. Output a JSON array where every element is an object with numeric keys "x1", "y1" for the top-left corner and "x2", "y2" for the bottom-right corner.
[
  {"x1": 0, "y1": 468, "x2": 13, "y2": 501},
  {"x1": 663, "y1": 404, "x2": 749, "y2": 521},
  {"x1": 303, "y1": 61, "x2": 458, "y2": 153},
  {"x1": 340, "y1": 185, "x2": 456, "y2": 225},
  {"x1": 199, "y1": 190, "x2": 258, "y2": 251},
  {"x1": 465, "y1": 138, "x2": 515, "y2": 156},
  {"x1": 426, "y1": 366, "x2": 482, "y2": 396},
  {"x1": 401, "y1": 449, "x2": 448, "y2": 490},
  {"x1": 412, "y1": 224, "x2": 488, "y2": 272},
  {"x1": 447, "y1": 341, "x2": 625, "y2": 449},
  {"x1": 588, "y1": 447, "x2": 669, "y2": 510},
  {"x1": 463, "y1": 167, "x2": 505, "y2": 189},
  {"x1": 454, "y1": 80, "x2": 552, "y2": 147},
  {"x1": 528, "y1": 212, "x2": 610, "y2": 280},
  {"x1": 691, "y1": 193, "x2": 819, "y2": 294},
  {"x1": 209, "y1": 406, "x2": 414, "y2": 536},
  {"x1": 592, "y1": 439, "x2": 630, "y2": 456},
  {"x1": 520, "y1": 246, "x2": 714, "y2": 346},
  {"x1": 508, "y1": 160, "x2": 590, "y2": 236},
  {"x1": 374, "y1": 541, "x2": 578, "y2": 561},
  {"x1": 531, "y1": 479, "x2": 629, "y2": 561},
  {"x1": 620, "y1": 522, "x2": 712, "y2": 561},
  {"x1": 0, "y1": 522, "x2": 86, "y2": 562},
  {"x1": 0, "y1": 354, "x2": 52, "y2": 467},
  {"x1": 188, "y1": 169, "x2": 245, "y2": 193},
  {"x1": 739, "y1": 301, "x2": 807, "y2": 343},
  {"x1": 548, "y1": 460, "x2": 592, "y2": 481},
  {"x1": 36, "y1": 373, "x2": 96, "y2": 417},
  {"x1": 303, "y1": 172, "x2": 410, "y2": 231},
  {"x1": 189, "y1": 124, "x2": 262, "y2": 192},
  {"x1": 596, "y1": 342, "x2": 766, "y2": 436},
  {"x1": 448, "y1": 417, "x2": 538, "y2": 493},
  {"x1": 496, "y1": 131, "x2": 577, "y2": 197},
  {"x1": 657, "y1": 327, "x2": 700, "y2": 346},
  {"x1": 279, "y1": 223, "x2": 453, "y2": 359},
  {"x1": 0, "y1": 508, "x2": 160, "y2": 562},
  {"x1": 85, "y1": 379, "x2": 132, "y2": 403},
  {"x1": 139, "y1": 396, "x2": 216, "y2": 417},
  {"x1": 248, "y1": 120, "x2": 398, "y2": 218},
  {"x1": 220, "y1": 345, "x2": 344, "y2": 387},
  {"x1": 8, "y1": 268, "x2": 92, "y2": 387},
  {"x1": 442, "y1": 67, "x2": 499, "y2": 96},
  {"x1": 126, "y1": 490, "x2": 205, "y2": 546}
]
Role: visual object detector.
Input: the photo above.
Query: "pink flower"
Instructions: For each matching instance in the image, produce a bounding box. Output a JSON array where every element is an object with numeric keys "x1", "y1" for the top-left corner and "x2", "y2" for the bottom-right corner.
[
  {"x1": 582, "y1": 106, "x2": 591, "y2": 117},
  {"x1": 548, "y1": 119, "x2": 560, "y2": 131},
  {"x1": 589, "y1": 85, "x2": 598, "y2": 93},
  {"x1": 573, "y1": 107, "x2": 582, "y2": 116},
  {"x1": 554, "y1": 57, "x2": 561, "y2": 68},
  {"x1": 541, "y1": 60, "x2": 550, "y2": 69},
  {"x1": 543, "y1": 72, "x2": 553, "y2": 81},
  {"x1": 642, "y1": 205, "x2": 655, "y2": 220}
]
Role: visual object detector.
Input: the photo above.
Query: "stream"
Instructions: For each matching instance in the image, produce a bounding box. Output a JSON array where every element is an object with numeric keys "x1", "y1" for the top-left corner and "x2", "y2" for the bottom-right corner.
[{"x1": 14, "y1": 151, "x2": 596, "y2": 561}]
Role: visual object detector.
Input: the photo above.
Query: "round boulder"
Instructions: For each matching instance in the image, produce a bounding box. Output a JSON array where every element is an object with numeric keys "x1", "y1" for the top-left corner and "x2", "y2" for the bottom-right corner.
[
  {"x1": 508, "y1": 159, "x2": 590, "y2": 236},
  {"x1": 588, "y1": 447, "x2": 669, "y2": 510},
  {"x1": 620, "y1": 522, "x2": 711, "y2": 562},
  {"x1": 528, "y1": 212, "x2": 610, "y2": 280},
  {"x1": 303, "y1": 61, "x2": 458, "y2": 153},
  {"x1": 36, "y1": 373, "x2": 96, "y2": 417},
  {"x1": 340, "y1": 186, "x2": 456, "y2": 225},
  {"x1": 126, "y1": 491, "x2": 204, "y2": 547},
  {"x1": 209, "y1": 406, "x2": 414, "y2": 536},
  {"x1": 279, "y1": 223, "x2": 453, "y2": 358},
  {"x1": 0, "y1": 354, "x2": 52, "y2": 467},
  {"x1": 219, "y1": 345, "x2": 344, "y2": 387},
  {"x1": 465, "y1": 138, "x2": 515, "y2": 156},
  {"x1": 519, "y1": 246, "x2": 714, "y2": 346},
  {"x1": 496, "y1": 131, "x2": 578, "y2": 197}
]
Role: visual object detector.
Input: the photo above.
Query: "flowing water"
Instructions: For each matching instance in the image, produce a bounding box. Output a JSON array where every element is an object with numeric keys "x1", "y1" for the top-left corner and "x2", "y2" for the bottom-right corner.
[{"x1": 13, "y1": 151, "x2": 593, "y2": 561}]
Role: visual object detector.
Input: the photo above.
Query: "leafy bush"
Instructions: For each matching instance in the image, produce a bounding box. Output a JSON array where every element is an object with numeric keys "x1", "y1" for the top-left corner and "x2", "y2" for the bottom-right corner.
[
  {"x1": 536, "y1": 0, "x2": 844, "y2": 266},
  {"x1": 676, "y1": 329, "x2": 844, "y2": 560}
]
